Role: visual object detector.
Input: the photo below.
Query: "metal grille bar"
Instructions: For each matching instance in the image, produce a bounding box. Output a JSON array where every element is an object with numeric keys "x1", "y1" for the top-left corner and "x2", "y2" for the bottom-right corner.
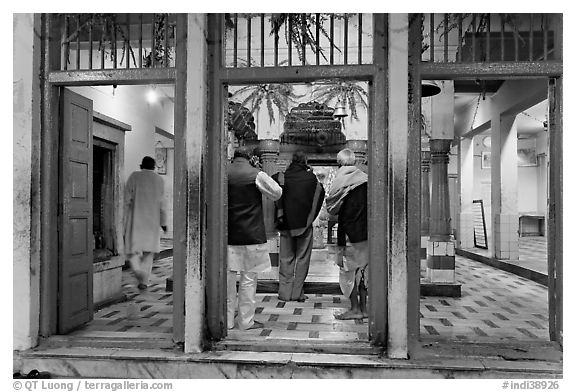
[{"x1": 420, "y1": 13, "x2": 559, "y2": 64}]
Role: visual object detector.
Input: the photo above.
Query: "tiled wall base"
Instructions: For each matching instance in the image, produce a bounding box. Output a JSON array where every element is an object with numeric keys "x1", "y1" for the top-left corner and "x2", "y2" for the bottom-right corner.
[
  {"x1": 494, "y1": 214, "x2": 520, "y2": 261},
  {"x1": 426, "y1": 240, "x2": 455, "y2": 283},
  {"x1": 426, "y1": 268, "x2": 456, "y2": 283}
]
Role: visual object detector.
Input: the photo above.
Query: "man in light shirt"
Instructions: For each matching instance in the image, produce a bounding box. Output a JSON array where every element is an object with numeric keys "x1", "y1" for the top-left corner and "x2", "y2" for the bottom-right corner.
[{"x1": 227, "y1": 146, "x2": 282, "y2": 330}]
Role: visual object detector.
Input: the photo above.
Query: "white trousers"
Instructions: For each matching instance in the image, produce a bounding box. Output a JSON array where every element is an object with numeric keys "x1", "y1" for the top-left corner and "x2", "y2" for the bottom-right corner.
[
  {"x1": 129, "y1": 252, "x2": 154, "y2": 284},
  {"x1": 227, "y1": 270, "x2": 258, "y2": 330}
]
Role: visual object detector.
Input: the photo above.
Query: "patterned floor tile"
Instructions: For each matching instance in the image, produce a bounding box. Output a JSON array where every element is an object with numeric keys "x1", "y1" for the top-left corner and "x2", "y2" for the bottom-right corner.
[{"x1": 69, "y1": 239, "x2": 549, "y2": 345}]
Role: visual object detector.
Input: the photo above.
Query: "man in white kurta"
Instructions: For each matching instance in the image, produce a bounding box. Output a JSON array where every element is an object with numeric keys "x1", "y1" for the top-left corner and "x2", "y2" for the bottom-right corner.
[
  {"x1": 227, "y1": 147, "x2": 282, "y2": 330},
  {"x1": 124, "y1": 156, "x2": 167, "y2": 290}
]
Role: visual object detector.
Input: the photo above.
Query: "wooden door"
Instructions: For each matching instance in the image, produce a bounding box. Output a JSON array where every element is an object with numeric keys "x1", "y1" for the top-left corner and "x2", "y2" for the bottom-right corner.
[{"x1": 58, "y1": 88, "x2": 94, "y2": 333}]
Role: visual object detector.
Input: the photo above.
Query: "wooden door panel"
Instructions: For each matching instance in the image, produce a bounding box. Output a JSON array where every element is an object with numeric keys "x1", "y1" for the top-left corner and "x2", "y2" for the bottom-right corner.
[{"x1": 59, "y1": 89, "x2": 94, "y2": 333}]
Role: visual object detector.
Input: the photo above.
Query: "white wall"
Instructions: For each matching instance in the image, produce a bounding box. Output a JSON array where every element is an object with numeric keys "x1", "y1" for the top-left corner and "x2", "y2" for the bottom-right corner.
[
  {"x1": 13, "y1": 13, "x2": 40, "y2": 351},
  {"x1": 155, "y1": 132, "x2": 174, "y2": 236},
  {"x1": 69, "y1": 85, "x2": 174, "y2": 180}
]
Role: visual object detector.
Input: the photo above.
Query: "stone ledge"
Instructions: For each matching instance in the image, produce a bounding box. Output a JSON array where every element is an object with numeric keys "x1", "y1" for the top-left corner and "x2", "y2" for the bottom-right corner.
[{"x1": 13, "y1": 346, "x2": 562, "y2": 379}]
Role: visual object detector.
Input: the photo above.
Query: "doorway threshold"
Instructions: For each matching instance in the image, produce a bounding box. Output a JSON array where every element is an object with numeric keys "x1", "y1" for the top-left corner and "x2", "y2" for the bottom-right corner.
[{"x1": 214, "y1": 338, "x2": 382, "y2": 355}]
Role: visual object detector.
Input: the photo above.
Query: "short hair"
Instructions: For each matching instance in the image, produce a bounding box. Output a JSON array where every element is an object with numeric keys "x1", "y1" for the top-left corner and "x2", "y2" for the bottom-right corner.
[
  {"x1": 336, "y1": 148, "x2": 356, "y2": 166},
  {"x1": 140, "y1": 156, "x2": 156, "y2": 170},
  {"x1": 233, "y1": 146, "x2": 253, "y2": 160},
  {"x1": 291, "y1": 150, "x2": 307, "y2": 165}
]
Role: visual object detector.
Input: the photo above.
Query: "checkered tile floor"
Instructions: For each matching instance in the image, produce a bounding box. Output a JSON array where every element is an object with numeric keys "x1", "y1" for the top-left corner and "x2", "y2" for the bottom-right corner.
[
  {"x1": 70, "y1": 249, "x2": 549, "y2": 344},
  {"x1": 69, "y1": 257, "x2": 173, "y2": 339},
  {"x1": 419, "y1": 256, "x2": 549, "y2": 342},
  {"x1": 463, "y1": 236, "x2": 548, "y2": 275}
]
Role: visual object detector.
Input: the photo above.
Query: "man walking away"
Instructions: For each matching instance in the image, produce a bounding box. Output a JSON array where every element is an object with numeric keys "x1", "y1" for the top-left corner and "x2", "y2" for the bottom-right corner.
[
  {"x1": 124, "y1": 156, "x2": 167, "y2": 290},
  {"x1": 228, "y1": 146, "x2": 282, "y2": 330},
  {"x1": 273, "y1": 151, "x2": 325, "y2": 302}
]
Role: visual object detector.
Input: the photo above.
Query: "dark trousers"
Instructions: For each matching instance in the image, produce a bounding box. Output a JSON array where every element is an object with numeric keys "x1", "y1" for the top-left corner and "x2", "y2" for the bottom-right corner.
[{"x1": 278, "y1": 226, "x2": 313, "y2": 301}]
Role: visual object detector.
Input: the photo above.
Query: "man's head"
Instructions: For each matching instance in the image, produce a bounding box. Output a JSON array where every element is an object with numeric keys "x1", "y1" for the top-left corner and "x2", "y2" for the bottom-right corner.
[
  {"x1": 233, "y1": 146, "x2": 253, "y2": 160},
  {"x1": 140, "y1": 156, "x2": 156, "y2": 170},
  {"x1": 291, "y1": 150, "x2": 307, "y2": 165},
  {"x1": 336, "y1": 148, "x2": 356, "y2": 166}
]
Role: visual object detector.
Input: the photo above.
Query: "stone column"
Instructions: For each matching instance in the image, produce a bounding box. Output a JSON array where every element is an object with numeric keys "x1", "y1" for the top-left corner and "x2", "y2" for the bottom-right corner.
[
  {"x1": 490, "y1": 108, "x2": 519, "y2": 261},
  {"x1": 421, "y1": 150, "x2": 431, "y2": 236},
  {"x1": 426, "y1": 139, "x2": 456, "y2": 283},
  {"x1": 346, "y1": 139, "x2": 368, "y2": 165},
  {"x1": 420, "y1": 150, "x2": 431, "y2": 259},
  {"x1": 458, "y1": 137, "x2": 475, "y2": 249}
]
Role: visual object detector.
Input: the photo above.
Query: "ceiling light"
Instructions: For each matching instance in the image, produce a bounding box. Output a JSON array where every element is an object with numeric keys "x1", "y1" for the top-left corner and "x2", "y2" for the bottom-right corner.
[{"x1": 146, "y1": 88, "x2": 158, "y2": 104}]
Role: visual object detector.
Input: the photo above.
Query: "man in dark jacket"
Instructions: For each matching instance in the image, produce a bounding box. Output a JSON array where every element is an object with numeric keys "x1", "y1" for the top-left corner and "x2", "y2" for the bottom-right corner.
[
  {"x1": 227, "y1": 146, "x2": 282, "y2": 330},
  {"x1": 273, "y1": 151, "x2": 325, "y2": 302}
]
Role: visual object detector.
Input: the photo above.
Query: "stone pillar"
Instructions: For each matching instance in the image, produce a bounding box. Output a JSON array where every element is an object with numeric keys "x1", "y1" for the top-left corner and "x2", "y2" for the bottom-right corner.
[
  {"x1": 420, "y1": 150, "x2": 431, "y2": 236},
  {"x1": 459, "y1": 137, "x2": 475, "y2": 249},
  {"x1": 490, "y1": 109, "x2": 519, "y2": 261},
  {"x1": 426, "y1": 139, "x2": 456, "y2": 283},
  {"x1": 346, "y1": 139, "x2": 368, "y2": 165}
]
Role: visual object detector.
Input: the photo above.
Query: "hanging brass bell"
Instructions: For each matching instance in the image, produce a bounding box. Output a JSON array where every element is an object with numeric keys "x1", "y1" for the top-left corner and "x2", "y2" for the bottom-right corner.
[
  {"x1": 421, "y1": 80, "x2": 441, "y2": 97},
  {"x1": 333, "y1": 100, "x2": 348, "y2": 118}
]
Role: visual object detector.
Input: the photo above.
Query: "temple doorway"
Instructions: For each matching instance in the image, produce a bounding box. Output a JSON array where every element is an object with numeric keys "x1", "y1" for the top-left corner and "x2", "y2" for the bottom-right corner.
[{"x1": 220, "y1": 82, "x2": 376, "y2": 352}]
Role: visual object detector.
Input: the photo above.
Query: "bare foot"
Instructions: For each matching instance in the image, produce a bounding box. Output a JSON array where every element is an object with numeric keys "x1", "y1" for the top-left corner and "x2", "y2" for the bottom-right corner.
[{"x1": 335, "y1": 311, "x2": 364, "y2": 320}]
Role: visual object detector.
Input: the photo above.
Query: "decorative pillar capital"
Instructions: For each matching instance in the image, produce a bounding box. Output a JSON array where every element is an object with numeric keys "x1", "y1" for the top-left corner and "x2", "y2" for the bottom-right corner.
[
  {"x1": 258, "y1": 139, "x2": 280, "y2": 156},
  {"x1": 429, "y1": 138, "x2": 452, "y2": 165},
  {"x1": 421, "y1": 150, "x2": 431, "y2": 172},
  {"x1": 346, "y1": 139, "x2": 368, "y2": 165}
]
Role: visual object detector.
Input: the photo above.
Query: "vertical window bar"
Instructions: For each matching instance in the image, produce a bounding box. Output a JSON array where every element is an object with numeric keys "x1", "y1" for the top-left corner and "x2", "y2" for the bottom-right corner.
[
  {"x1": 260, "y1": 14, "x2": 265, "y2": 67},
  {"x1": 126, "y1": 14, "x2": 131, "y2": 69},
  {"x1": 63, "y1": 15, "x2": 69, "y2": 70},
  {"x1": 500, "y1": 14, "x2": 505, "y2": 61},
  {"x1": 151, "y1": 13, "x2": 157, "y2": 68},
  {"x1": 288, "y1": 16, "x2": 292, "y2": 66},
  {"x1": 274, "y1": 16, "x2": 279, "y2": 66},
  {"x1": 343, "y1": 14, "x2": 348, "y2": 64},
  {"x1": 113, "y1": 18, "x2": 118, "y2": 69},
  {"x1": 316, "y1": 13, "x2": 320, "y2": 65},
  {"x1": 100, "y1": 16, "x2": 105, "y2": 69},
  {"x1": 138, "y1": 14, "x2": 143, "y2": 68},
  {"x1": 88, "y1": 15, "x2": 93, "y2": 70},
  {"x1": 472, "y1": 14, "x2": 476, "y2": 62},
  {"x1": 301, "y1": 13, "x2": 306, "y2": 65},
  {"x1": 457, "y1": 14, "x2": 463, "y2": 62},
  {"x1": 529, "y1": 13, "x2": 534, "y2": 61},
  {"x1": 358, "y1": 13, "x2": 363, "y2": 64},
  {"x1": 543, "y1": 14, "x2": 548, "y2": 61},
  {"x1": 429, "y1": 13, "x2": 434, "y2": 62},
  {"x1": 163, "y1": 14, "x2": 169, "y2": 67},
  {"x1": 443, "y1": 13, "x2": 449, "y2": 62},
  {"x1": 76, "y1": 14, "x2": 81, "y2": 70},
  {"x1": 233, "y1": 14, "x2": 238, "y2": 67},
  {"x1": 247, "y1": 16, "x2": 252, "y2": 67},
  {"x1": 514, "y1": 17, "x2": 519, "y2": 61},
  {"x1": 330, "y1": 14, "x2": 334, "y2": 65},
  {"x1": 485, "y1": 13, "x2": 490, "y2": 62}
]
